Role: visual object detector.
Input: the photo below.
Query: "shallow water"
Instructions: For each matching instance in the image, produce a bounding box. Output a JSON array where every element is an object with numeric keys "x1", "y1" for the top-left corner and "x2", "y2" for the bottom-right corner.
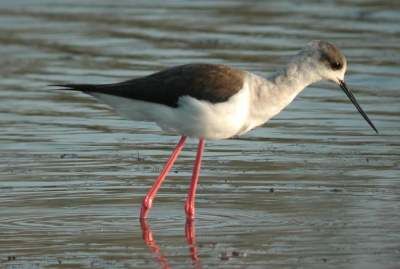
[{"x1": 0, "y1": 1, "x2": 399, "y2": 268}]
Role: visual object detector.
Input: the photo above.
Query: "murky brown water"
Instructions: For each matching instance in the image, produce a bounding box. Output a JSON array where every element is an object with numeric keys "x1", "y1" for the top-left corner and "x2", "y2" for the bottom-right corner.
[{"x1": 1, "y1": 1, "x2": 399, "y2": 268}]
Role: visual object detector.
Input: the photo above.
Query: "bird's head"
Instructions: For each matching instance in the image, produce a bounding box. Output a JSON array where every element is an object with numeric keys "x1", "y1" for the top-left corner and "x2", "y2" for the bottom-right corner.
[
  {"x1": 302, "y1": 40, "x2": 378, "y2": 133},
  {"x1": 307, "y1": 40, "x2": 347, "y2": 83}
]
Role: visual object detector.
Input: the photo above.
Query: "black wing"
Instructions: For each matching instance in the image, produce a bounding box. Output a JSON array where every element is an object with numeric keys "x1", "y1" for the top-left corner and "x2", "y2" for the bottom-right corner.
[{"x1": 53, "y1": 64, "x2": 246, "y2": 108}]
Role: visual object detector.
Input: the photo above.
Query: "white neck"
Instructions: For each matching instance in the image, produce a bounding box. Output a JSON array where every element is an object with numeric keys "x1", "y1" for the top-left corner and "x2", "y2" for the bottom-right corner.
[{"x1": 246, "y1": 58, "x2": 322, "y2": 129}]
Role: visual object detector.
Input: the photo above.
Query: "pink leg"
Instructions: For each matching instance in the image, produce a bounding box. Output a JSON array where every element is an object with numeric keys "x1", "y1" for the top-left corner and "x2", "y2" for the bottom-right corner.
[
  {"x1": 140, "y1": 136, "x2": 187, "y2": 219},
  {"x1": 185, "y1": 138, "x2": 205, "y2": 219}
]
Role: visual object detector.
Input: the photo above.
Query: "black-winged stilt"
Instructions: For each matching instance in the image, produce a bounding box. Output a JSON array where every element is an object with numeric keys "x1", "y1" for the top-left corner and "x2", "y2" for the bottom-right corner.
[{"x1": 54, "y1": 40, "x2": 378, "y2": 219}]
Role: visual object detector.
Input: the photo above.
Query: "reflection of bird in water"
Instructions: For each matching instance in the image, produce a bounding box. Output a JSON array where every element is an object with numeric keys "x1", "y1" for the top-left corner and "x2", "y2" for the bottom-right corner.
[
  {"x1": 140, "y1": 219, "x2": 200, "y2": 269},
  {"x1": 140, "y1": 219, "x2": 170, "y2": 269},
  {"x1": 54, "y1": 40, "x2": 378, "y2": 219}
]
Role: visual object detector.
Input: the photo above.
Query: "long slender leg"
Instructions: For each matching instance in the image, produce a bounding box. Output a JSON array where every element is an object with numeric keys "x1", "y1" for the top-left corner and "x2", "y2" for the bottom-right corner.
[
  {"x1": 185, "y1": 138, "x2": 205, "y2": 219},
  {"x1": 140, "y1": 136, "x2": 187, "y2": 219}
]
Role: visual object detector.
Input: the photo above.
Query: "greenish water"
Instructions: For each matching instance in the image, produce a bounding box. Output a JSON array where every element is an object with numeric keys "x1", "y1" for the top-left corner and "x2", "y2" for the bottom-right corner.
[{"x1": 0, "y1": 1, "x2": 399, "y2": 268}]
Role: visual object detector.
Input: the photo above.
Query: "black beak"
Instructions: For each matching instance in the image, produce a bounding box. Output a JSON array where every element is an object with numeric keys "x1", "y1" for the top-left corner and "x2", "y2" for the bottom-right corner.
[{"x1": 338, "y1": 80, "x2": 378, "y2": 134}]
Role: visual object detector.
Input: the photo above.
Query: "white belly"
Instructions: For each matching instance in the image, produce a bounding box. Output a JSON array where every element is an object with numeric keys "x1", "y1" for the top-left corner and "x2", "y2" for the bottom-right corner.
[{"x1": 90, "y1": 85, "x2": 252, "y2": 140}]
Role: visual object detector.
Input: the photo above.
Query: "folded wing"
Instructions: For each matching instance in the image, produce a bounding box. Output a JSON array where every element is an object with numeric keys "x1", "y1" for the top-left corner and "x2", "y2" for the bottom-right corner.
[{"x1": 53, "y1": 63, "x2": 246, "y2": 108}]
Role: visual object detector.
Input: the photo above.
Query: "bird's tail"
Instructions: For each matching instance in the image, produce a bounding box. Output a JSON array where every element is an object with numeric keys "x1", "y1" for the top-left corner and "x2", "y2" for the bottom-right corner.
[{"x1": 50, "y1": 84, "x2": 106, "y2": 93}]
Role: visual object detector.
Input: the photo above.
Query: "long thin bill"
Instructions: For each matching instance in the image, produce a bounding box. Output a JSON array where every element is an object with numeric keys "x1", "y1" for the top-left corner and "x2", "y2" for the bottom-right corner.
[{"x1": 339, "y1": 80, "x2": 378, "y2": 133}]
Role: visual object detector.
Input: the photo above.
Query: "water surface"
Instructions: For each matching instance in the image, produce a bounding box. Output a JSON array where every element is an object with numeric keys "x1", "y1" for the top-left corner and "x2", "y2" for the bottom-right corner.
[{"x1": 0, "y1": 1, "x2": 399, "y2": 268}]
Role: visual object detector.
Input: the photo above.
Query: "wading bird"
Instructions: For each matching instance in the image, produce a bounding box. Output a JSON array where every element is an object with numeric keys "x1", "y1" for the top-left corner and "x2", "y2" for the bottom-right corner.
[{"x1": 54, "y1": 40, "x2": 378, "y2": 219}]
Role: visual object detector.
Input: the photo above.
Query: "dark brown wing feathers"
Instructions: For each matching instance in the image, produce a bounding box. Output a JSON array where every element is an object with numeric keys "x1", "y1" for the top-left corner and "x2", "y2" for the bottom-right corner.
[{"x1": 54, "y1": 64, "x2": 246, "y2": 107}]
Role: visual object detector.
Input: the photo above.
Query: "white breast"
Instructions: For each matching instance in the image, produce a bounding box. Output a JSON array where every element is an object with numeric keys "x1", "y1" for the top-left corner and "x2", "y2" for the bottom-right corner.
[{"x1": 171, "y1": 84, "x2": 251, "y2": 139}]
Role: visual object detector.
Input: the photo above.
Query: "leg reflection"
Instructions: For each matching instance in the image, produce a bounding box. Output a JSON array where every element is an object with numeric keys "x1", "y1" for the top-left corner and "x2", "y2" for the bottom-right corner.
[
  {"x1": 140, "y1": 218, "x2": 170, "y2": 269},
  {"x1": 185, "y1": 219, "x2": 201, "y2": 267},
  {"x1": 140, "y1": 218, "x2": 202, "y2": 268}
]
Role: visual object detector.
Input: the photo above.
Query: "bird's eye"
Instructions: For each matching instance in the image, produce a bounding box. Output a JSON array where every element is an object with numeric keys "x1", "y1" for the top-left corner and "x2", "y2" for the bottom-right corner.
[{"x1": 331, "y1": 61, "x2": 342, "y2": 70}]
